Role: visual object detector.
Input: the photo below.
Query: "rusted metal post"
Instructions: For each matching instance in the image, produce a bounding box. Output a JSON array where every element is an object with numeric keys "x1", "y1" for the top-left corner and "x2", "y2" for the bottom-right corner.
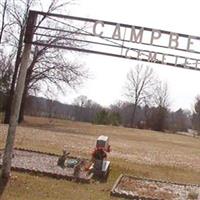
[{"x1": 1, "y1": 11, "x2": 37, "y2": 180}]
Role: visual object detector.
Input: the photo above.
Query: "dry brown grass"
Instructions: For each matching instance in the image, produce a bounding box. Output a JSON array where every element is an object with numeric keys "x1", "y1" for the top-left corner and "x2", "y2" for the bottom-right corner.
[
  {"x1": 1, "y1": 116, "x2": 199, "y2": 172},
  {"x1": 0, "y1": 116, "x2": 200, "y2": 200}
]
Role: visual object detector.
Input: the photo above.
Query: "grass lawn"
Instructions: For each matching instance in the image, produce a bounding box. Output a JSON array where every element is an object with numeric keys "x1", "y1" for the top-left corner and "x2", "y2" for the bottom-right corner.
[{"x1": 0, "y1": 116, "x2": 200, "y2": 200}]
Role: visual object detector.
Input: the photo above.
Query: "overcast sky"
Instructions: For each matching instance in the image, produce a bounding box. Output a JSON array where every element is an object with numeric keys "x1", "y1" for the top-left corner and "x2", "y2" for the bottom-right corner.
[{"x1": 45, "y1": 0, "x2": 200, "y2": 111}]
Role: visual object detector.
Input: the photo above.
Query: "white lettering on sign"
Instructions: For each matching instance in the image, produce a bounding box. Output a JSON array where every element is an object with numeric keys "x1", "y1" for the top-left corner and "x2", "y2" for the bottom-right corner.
[
  {"x1": 137, "y1": 51, "x2": 143, "y2": 60},
  {"x1": 112, "y1": 23, "x2": 121, "y2": 40},
  {"x1": 161, "y1": 54, "x2": 166, "y2": 64},
  {"x1": 92, "y1": 21, "x2": 200, "y2": 54},
  {"x1": 195, "y1": 60, "x2": 199, "y2": 68},
  {"x1": 93, "y1": 21, "x2": 104, "y2": 36},
  {"x1": 187, "y1": 36, "x2": 195, "y2": 51},
  {"x1": 174, "y1": 56, "x2": 178, "y2": 66},
  {"x1": 91, "y1": 20, "x2": 200, "y2": 70},
  {"x1": 93, "y1": 21, "x2": 200, "y2": 53},
  {"x1": 150, "y1": 29, "x2": 161, "y2": 45},
  {"x1": 148, "y1": 52, "x2": 157, "y2": 62},
  {"x1": 184, "y1": 58, "x2": 189, "y2": 68},
  {"x1": 130, "y1": 26, "x2": 144, "y2": 43},
  {"x1": 168, "y1": 32, "x2": 179, "y2": 48},
  {"x1": 123, "y1": 47, "x2": 200, "y2": 69}
]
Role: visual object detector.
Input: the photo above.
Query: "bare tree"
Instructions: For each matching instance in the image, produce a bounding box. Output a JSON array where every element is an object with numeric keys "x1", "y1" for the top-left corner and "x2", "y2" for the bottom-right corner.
[
  {"x1": 4, "y1": 0, "x2": 37, "y2": 123},
  {"x1": 44, "y1": 89, "x2": 58, "y2": 119},
  {"x1": 0, "y1": 0, "x2": 7, "y2": 43},
  {"x1": 0, "y1": 52, "x2": 13, "y2": 113},
  {"x1": 124, "y1": 64, "x2": 155, "y2": 127},
  {"x1": 0, "y1": 52, "x2": 13, "y2": 94},
  {"x1": 18, "y1": 46, "x2": 87, "y2": 122},
  {"x1": 73, "y1": 95, "x2": 89, "y2": 121},
  {"x1": 169, "y1": 109, "x2": 190, "y2": 133},
  {"x1": 3, "y1": 0, "x2": 86, "y2": 123},
  {"x1": 73, "y1": 95, "x2": 88, "y2": 107},
  {"x1": 153, "y1": 81, "x2": 169, "y2": 108},
  {"x1": 72, "y1": 96, "x2": 103, "y2": 122},
  {"x1": 192, "y1": 95, "x2": 200, "y2": 135},
  {"x1": 150, "y1": 81, "x2": 170, "y2": 131}
]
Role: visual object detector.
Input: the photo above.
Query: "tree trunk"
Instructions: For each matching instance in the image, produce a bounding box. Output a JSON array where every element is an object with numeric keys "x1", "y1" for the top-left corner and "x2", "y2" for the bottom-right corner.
[
  {"x1": 4, "y1": 29, "x2": 24, "y2": 124},
  {"x1": 18, "y1": 72, "x2": 30, "y2": 123},
  {"x1": 18, "y1": 88, "x2": 27, "y2": 123},
  {"x1": 130, "y1": 104, "x2": 137, "y2": 128},
  {"x1": 1, "y1": 43, "x2": 31, "y2": 181},
  {"x1": 18, "y1": 58, "x2": 35, "y2": 123}
]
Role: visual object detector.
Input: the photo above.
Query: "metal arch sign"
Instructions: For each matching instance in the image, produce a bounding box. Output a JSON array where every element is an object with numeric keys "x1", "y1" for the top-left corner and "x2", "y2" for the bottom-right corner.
[{"x1": 25, "y1": 10, "x2": 200, "y2": 71}]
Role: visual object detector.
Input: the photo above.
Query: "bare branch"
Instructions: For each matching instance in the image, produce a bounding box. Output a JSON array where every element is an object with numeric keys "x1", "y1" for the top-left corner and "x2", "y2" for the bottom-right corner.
[
  {"x1": 124, "y1": 64, "x2": 156, "y2": 126},
  {"x1": 0, "y1": 0, "x2": 7, "y2": 43}
]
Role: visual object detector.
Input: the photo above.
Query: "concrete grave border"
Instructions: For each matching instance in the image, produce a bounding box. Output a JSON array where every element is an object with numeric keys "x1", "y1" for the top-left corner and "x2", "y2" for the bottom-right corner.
[
  {"x1": 111, "y1": 174, "x2": 200, "y2": 199},
  {"x1": 0, "y1": 148, "x2": 93, "y2": 183}
]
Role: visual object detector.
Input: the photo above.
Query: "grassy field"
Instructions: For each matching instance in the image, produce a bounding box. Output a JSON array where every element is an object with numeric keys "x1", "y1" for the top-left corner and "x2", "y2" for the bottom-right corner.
[{"x1": 0, "y1": 116, "x2": 200, "y2": 200}]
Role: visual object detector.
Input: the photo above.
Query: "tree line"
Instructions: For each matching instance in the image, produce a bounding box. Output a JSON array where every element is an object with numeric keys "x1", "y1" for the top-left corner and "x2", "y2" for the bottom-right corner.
[
  {"x1": 0, "y1": 92, "x2": 197, "y2": 135},
  {"x1": 0, "y1": 46, "x2": 200, "y2": 134}
]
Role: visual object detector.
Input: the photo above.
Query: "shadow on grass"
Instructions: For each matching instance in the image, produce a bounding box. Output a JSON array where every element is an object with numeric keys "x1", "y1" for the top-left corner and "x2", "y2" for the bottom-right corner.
[
  {"x1": 0, "y1": 175, "x2": 9, "y2": 198},
  {"x1": 92, "y1": 174, "x2": 109, "y2": 183}
]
